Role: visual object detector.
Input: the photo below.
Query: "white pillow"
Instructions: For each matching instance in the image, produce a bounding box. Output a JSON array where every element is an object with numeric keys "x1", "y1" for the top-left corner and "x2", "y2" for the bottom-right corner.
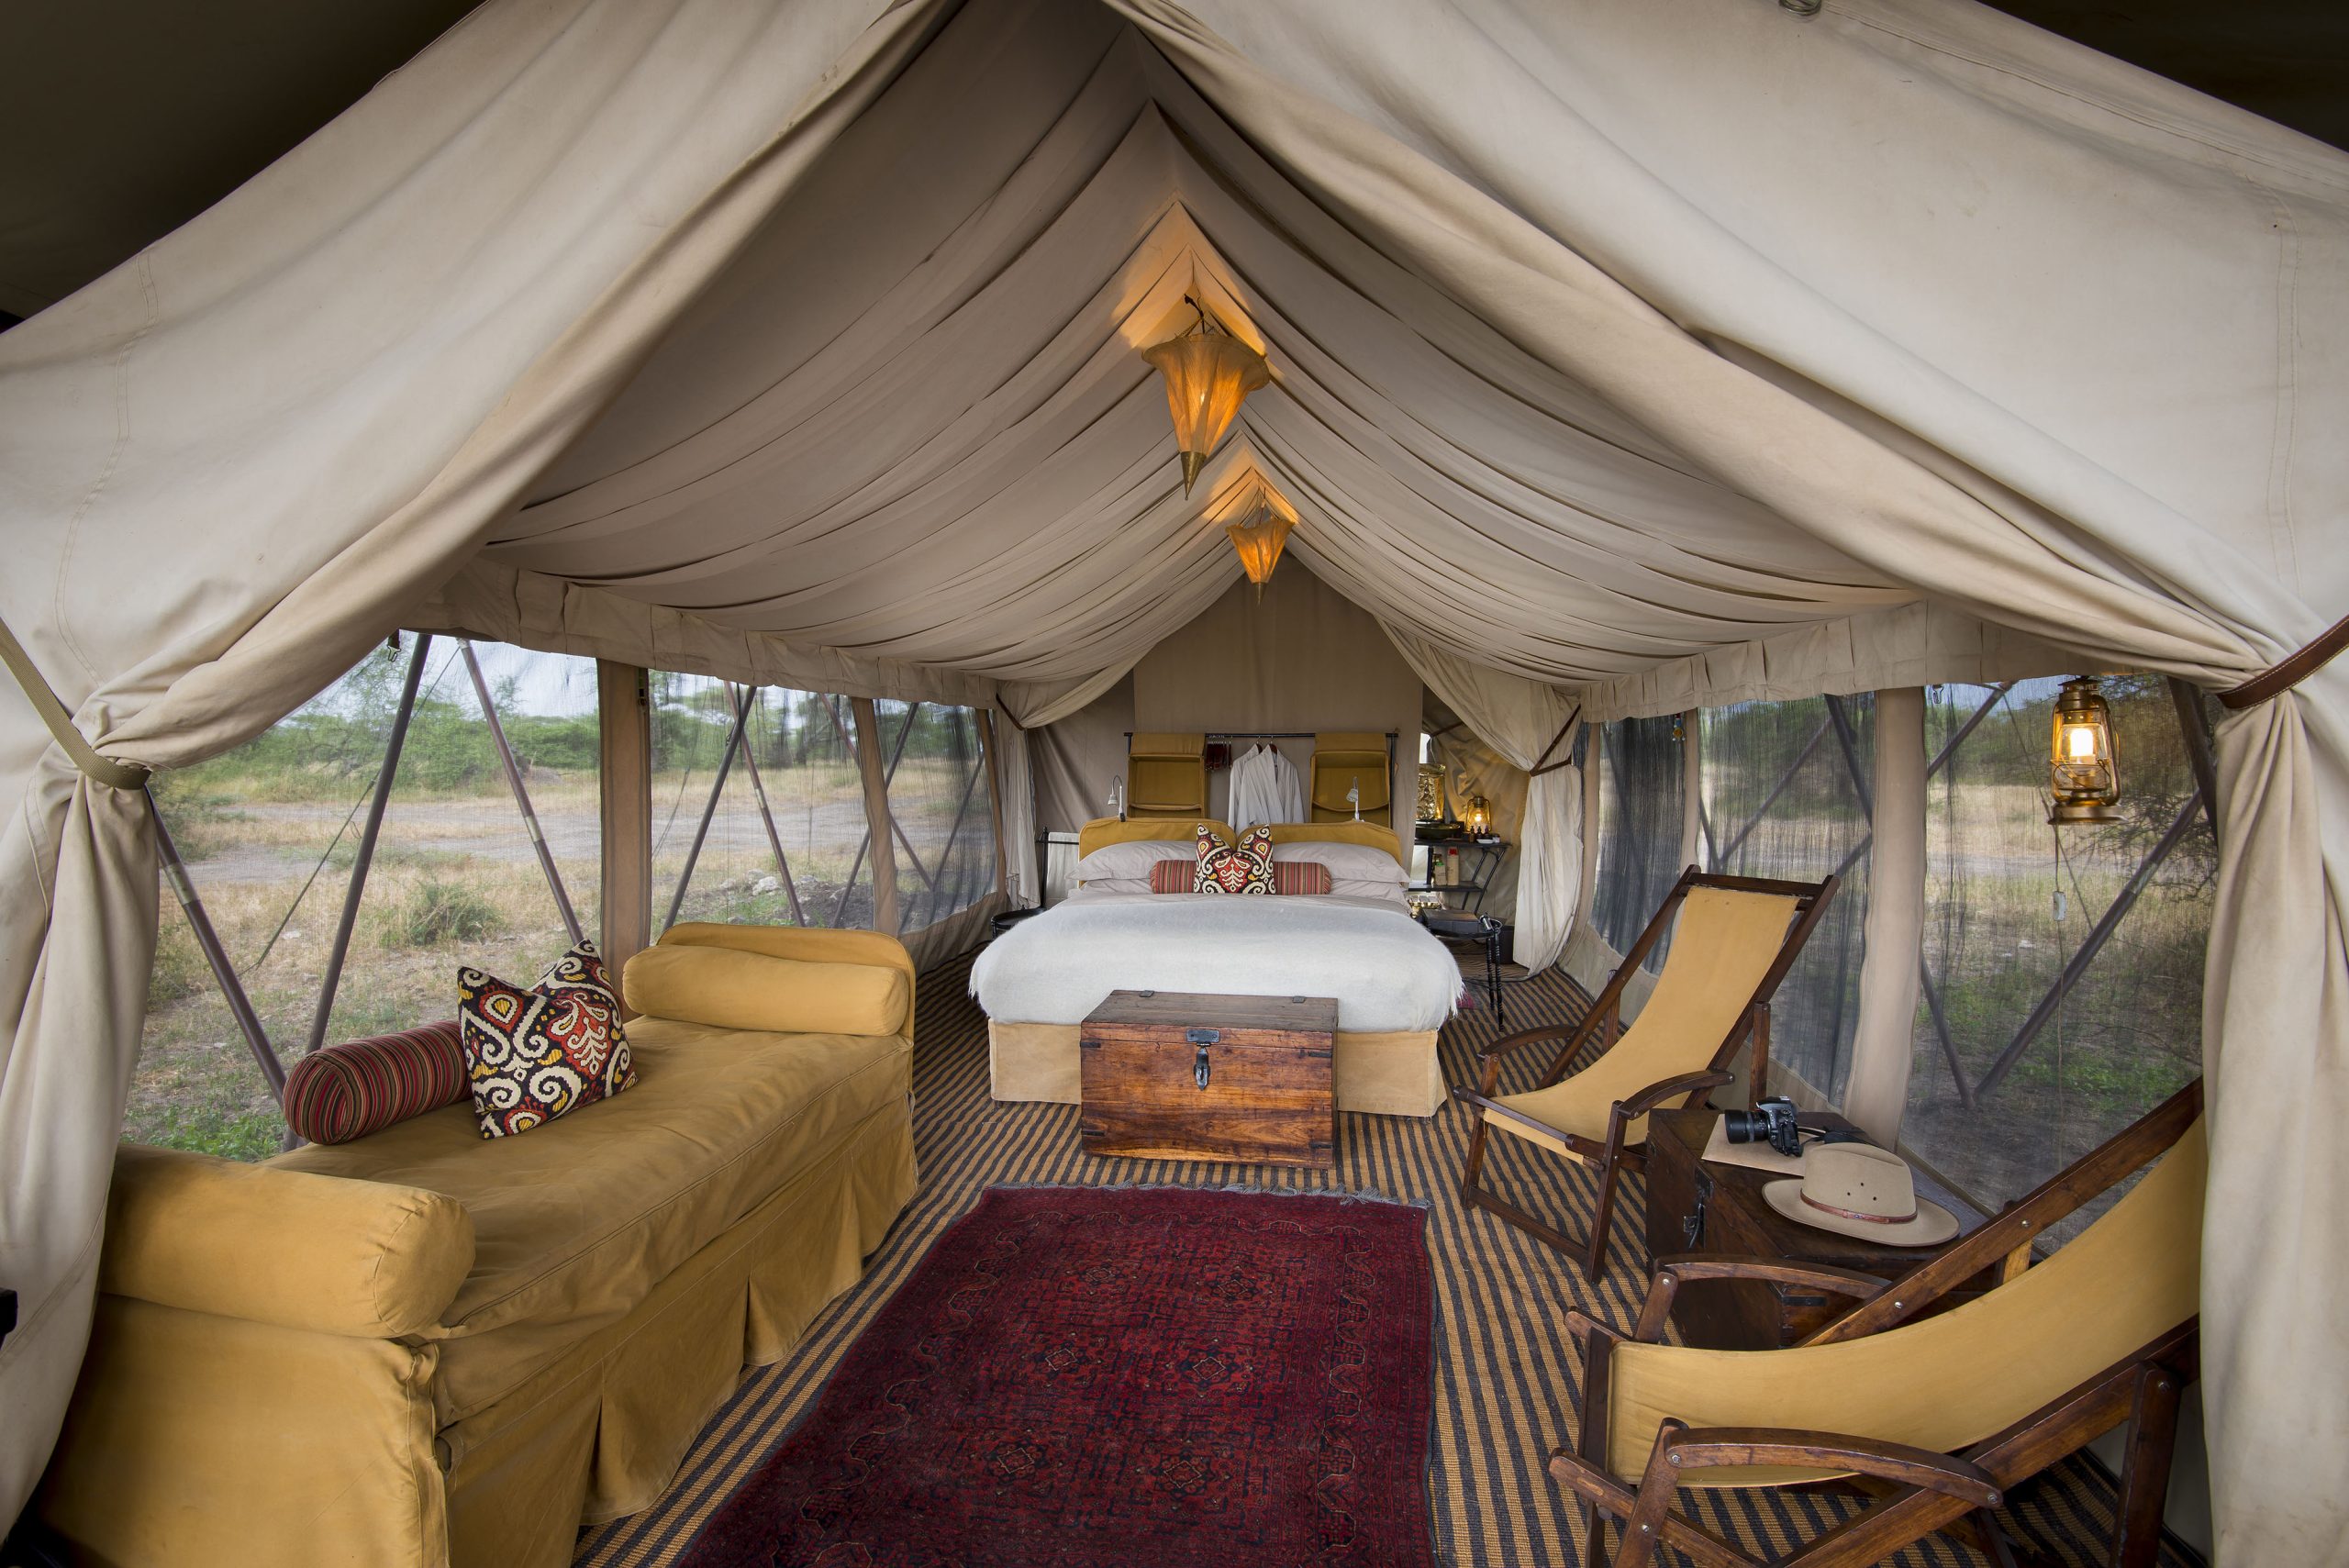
[
  {"x1": 1331, "y1": 878, "x2": 1411, "y2": 906},
  {"x1": 1073, "y1": 840, "x2": 1194, "y2": 884},
  {"x1": 1269, "y1": 840, "x2": 1407, "y2": 886}
]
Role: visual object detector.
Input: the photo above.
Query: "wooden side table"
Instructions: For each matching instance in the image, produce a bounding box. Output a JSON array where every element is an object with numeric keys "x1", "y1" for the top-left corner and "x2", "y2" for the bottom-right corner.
[{"x1": 1642, "y1": 1106, "x2": 1992, "y2": 1349}]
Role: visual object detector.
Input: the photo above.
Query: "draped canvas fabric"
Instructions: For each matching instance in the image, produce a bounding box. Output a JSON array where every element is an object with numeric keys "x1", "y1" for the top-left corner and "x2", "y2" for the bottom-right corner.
[
  {"x1": 1386, "y1": 627, "x2": 1582, "y2": 972},
  {"x1": 0, "y1": 0, "x2": 962, "y2": 1516},
  {"x1": 0, "y1": 0, "x2": 2344, "y2": 1553}
]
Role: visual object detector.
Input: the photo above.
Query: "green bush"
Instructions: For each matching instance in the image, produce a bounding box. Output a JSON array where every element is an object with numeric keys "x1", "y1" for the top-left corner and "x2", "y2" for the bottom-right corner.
[{"x1": 384, "y1": 878, "x2": 504, "y2": 949}]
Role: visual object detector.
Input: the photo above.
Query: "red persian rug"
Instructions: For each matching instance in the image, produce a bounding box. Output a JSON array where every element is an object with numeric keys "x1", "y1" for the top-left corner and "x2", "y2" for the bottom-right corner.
[{"x1": 681, "y1": 1185, "x2": 1437, "y2": 1568}]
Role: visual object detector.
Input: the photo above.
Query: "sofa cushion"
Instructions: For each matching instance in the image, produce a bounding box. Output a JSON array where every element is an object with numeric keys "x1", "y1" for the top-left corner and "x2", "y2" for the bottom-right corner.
[
  {"x1": 624, "y1": 943, "x2": 910, "y2": 1036},
  {"x1": 283, "y1": 1020, "x2": 469, "y2": 1145},
  {"x1": 459, "y1": 940, "x2": 636, "y2": 1139},
  {"x1": 272, "y1": 1017, "x2": 911, "y2": 1421}
]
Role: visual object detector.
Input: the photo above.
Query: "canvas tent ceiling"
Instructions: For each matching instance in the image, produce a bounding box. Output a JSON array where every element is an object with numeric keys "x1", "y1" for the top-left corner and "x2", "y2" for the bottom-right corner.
[
  {"x1": 6, "y1": 0, "x2": 2346, "y2": 322},
  {"x1": 2, "y1": 0, "x2": 2344, "y2": 1559}
]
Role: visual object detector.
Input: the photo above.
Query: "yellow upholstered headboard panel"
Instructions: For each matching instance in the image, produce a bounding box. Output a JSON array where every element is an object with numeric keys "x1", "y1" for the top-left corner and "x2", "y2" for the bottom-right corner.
[
  {"x1": 1308, "y1": 733, "x2": 1393, "y2": 828},
  {"x1": 1077, "y1": 817, "x2": 1232, "y2": 859},
  {"x1": 1127, "y1": 733, "x2": 1208, "y2": 818},
  {"x1": 1266, "y1": 821, "x2": 1407, "y2": 867}
]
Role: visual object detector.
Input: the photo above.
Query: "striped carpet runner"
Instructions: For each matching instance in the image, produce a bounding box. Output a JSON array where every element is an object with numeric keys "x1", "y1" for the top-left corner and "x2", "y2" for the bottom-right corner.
[{"x1": 576, "y1": 956, "x2": 2197, "y2": 1568}]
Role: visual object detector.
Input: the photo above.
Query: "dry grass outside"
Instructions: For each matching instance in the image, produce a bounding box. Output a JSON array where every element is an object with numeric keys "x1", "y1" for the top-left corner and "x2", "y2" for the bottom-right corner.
[{"x1": 135, "y1": 753, "x2": 995, "y2": 1162}]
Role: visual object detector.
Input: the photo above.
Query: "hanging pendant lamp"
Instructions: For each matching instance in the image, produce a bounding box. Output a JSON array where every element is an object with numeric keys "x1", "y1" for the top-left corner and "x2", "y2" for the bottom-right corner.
[
  {"x1": 1223, "y1": 484, "x2": 1296, "y2": 603},
  {"x1": 1142, "y1": 295, "x2": 1271, "y2": 495}
]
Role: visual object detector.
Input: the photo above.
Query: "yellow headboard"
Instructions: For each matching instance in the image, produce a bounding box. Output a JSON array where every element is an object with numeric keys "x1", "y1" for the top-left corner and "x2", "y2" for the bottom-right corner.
[
  {"x1": 1266, "y1": 821, "x2": 1408, "y2": 867},
  {"x1": 1076, "y1": 817, "x2": 1232, "y2": 860}
]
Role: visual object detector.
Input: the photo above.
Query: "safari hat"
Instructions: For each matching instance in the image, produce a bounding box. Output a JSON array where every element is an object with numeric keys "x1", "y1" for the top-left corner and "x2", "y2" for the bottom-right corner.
[{"x1": 1762, "y1": 1142, "x2": 1959, "y2": 1247}]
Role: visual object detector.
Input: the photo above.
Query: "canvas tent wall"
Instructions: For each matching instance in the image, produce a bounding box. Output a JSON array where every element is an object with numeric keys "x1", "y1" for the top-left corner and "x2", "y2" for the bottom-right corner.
[{"x1": 3, "y1": 0, "x2": 2346, "y2": 1559}]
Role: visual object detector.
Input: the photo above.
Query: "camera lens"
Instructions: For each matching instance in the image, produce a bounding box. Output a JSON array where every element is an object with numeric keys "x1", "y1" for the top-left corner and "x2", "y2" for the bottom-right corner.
[{"x1": 1720, "y1": 1108, "x2": 1764, "y2": 1143}]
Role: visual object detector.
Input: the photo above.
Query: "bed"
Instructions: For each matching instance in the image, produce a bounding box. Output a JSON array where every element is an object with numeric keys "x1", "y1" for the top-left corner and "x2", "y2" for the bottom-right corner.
[{"x1": 972, "y1": 818, "x2": 1461, "y2": 1116}]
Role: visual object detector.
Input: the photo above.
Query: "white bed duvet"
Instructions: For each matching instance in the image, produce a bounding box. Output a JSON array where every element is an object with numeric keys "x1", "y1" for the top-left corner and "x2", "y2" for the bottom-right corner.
[{"x1": 970, "y1": 891, "x2": 1463, "y2": 1033}]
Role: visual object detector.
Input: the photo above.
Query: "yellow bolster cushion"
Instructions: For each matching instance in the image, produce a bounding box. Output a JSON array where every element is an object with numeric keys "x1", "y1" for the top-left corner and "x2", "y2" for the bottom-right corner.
[
  {"x1": 104, "y1": 1143, "x2": 474, "y2": 1339},
  {"x1": 623, "y1": 943, "x2": 911, "y2": 1037}
]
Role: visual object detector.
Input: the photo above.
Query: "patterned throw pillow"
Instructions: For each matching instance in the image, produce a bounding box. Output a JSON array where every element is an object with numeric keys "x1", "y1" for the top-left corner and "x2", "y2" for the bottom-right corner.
[
  {"x1": 1195, "y1": 822, "x2": 1275, "y2": 895},
  {"x1": 1152, "y1": 857, "x2": 1330, "y2": 895},
  {"x1": 284, "y1": 1021, "x2": 469, "y2": 1144},
  {"x1": 458, "y1": 940, "x2": 636, "y2": 1139}
]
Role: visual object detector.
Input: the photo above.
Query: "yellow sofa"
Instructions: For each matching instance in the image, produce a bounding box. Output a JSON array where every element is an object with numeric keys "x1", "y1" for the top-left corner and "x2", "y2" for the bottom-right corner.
[{"x1": 38, "y1": 924, "x2": 922, "y2": 1568}]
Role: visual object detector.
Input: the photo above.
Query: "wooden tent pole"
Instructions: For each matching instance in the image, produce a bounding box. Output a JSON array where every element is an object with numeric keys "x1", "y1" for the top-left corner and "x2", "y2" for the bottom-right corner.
[
  {"x1": 979, "y1": 708, "x2": 1012, "y2": 901},
  {"x1": 598, "y1": 662, "x2": 652, "y2": 975},
  {"x1": 850, "y1": 695, "x2": 903, "y2": 935}
]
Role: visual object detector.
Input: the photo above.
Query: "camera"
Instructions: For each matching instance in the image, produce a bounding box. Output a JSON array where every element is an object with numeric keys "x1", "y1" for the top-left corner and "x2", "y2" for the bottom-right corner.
[{"x1": 1721, "y1": 1095, "x2": 1802, "y2": 1158}]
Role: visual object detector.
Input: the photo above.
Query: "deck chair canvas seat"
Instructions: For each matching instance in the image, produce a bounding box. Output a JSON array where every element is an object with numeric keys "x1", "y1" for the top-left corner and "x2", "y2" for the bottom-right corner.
[
  {"x1": 1458, "y1": 867, "x2": 1837, "y2": 1278},
  {"x1": 1557, "y1": 1084, "x2": 2206, "y2": 1568}
]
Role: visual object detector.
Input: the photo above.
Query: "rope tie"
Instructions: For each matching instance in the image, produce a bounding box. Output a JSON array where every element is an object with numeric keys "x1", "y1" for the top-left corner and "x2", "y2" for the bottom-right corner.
[{"x1": 0, "y1": 612, "x2": 152, "y2": 790}]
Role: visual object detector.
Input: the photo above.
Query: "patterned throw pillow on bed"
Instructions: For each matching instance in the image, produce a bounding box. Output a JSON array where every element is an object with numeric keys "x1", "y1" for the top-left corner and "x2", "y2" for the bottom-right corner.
[
  {"x1": 458, "y1": 940, "x2": 636, "y2": 1139},
  {"x1": 1195, "y1": 822, "x2": 1275, "y2": 894},
  {"x1": 1152, "y1": 857, "x2": 1329, "y2": 895}
]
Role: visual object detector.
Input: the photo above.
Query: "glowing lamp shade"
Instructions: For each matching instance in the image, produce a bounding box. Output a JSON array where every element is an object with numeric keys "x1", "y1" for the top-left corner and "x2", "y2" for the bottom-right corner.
[
  {"x1": 1223, "y1": 496, "x2": 1296, "y2": 601},
  {"x1": 1464, "y1": 795, "x2": 1491, "y2": 836},
  {"x1": 2048, "y1": 675, "x2": 2120, "y2": 824},
  {"x1": 1142, "y1": 323, "x2": 1271, "y2": 495}
]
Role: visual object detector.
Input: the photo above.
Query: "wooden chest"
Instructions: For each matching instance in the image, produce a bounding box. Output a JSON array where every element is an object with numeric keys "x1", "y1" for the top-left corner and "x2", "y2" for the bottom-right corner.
[
  {"x1": 1078, "y1": 991, "x2": 1339, "y2": 1169},
  {"x1": 1643, "y1": 1106, "x2": 1991, "y2": 1349}
]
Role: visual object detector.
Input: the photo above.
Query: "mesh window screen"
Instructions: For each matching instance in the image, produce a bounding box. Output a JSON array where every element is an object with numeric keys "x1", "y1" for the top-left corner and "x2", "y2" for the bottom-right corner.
[
  {"x1": 1700, "y1": 695, "x2": 1874, "y2": 1099},
  {"x1": 651, "y1": 677, "x2": 875, "y2": 931},
  {"x1": 139, "y1": 639, "x2": 600, "y2": 1160},
  {"x1": 1903, "y1": 677, "x2": 2211, "y2": 1232},
  {"x1": 875, "y1": 701, "x2": 997, "y2": 934},
  {"x1": 1592, "y1": 715, "x2": 1685, "y2": 970}
]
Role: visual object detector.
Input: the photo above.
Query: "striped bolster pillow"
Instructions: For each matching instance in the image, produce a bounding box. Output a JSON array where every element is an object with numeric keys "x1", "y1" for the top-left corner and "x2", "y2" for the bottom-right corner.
[
  {"x1": 284, "y1": 1020, "x2": 470, "y2": 1145},
  {"x1": 1149, "y1": 859, "x2": 1331, "y2": 895}
]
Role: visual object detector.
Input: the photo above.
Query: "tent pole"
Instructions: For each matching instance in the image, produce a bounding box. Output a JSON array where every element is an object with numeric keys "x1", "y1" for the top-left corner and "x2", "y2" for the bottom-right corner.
[
  {"x1": 1714, "y1": 717, "x2": 1830, "y2": 866},
  {"x1": 822, "y1": 696, "x2": 923, "y2": 925},
  {"x1": 598, "y1": 662, "x2": 652, "y2": 977},
  {"x1": 147, "y1": 789, "x2": 285, "y2": 1102},
  {"x1": 735, "y1": 690, "x2": 808, "y2": 927},
  {"x1": 306, "y1": 633, "x2": 429, "y2": 1058},
  {"x1": 662, "y1": 684, "x2": 751, "y2": 936},
  {"x1": 917, "y1": 749, "x2": 988, "y2": 932},
  {"x1": 1825, "y1": 681, "x2": 2014, "y2": 881},
  {"x1": 1973, "y1": 790, "x2": 2206, "y2": 1099},
  {"x1": 871, "y1": 702, "x2": 937, "y2": 891},
  {"x1": 461, "y1": 641, "x2": 581, "y2": 946},
  {"x1": 849, "y1": 695, "x2": 904, "y2": 935},
  {"x1": 2168, "y1": 676, "x2": 2222, "y2": 835},
  {"x1": 978, "y1": 709, "x2": 1011, "y2": 901}
]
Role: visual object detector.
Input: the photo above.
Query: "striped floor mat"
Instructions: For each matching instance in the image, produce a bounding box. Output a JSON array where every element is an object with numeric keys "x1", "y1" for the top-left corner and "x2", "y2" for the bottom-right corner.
[{"x1": 577, "y1": 955, "x2": 2197, "y2": 1568}]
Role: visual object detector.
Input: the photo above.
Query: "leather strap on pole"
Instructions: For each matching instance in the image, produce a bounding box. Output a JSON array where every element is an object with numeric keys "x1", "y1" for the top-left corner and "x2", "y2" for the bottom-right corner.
[
  {"x1": 0, "y1": 611, "x2": 151, "y2": 790},
  {"x1": 2218, "y1": 610, "x2": 2349, "y2": 709}
]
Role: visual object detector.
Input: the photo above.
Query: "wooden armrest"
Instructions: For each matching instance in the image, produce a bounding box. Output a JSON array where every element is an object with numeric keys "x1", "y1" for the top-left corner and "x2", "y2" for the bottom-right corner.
[
  {"x1": 1614, "y1": 1070, "x2": 1731, "y2": 1120},
  {"x1": 1635, "y1": 1254, "x2": 1887, "y2": 1341},
  {"x1": 1658, "y1": 1425, "x2": 2002, "y2": 1507}
]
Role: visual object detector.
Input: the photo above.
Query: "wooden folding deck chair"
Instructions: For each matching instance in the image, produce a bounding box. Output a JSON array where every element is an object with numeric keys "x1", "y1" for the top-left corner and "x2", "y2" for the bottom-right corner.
[
  {"x1": 1555, "y1": 1080, "x2": 2205, "y2": 1568},
  {"x1": 1456, "y1": 865, "x2": 1838, "y2": 1279}
]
